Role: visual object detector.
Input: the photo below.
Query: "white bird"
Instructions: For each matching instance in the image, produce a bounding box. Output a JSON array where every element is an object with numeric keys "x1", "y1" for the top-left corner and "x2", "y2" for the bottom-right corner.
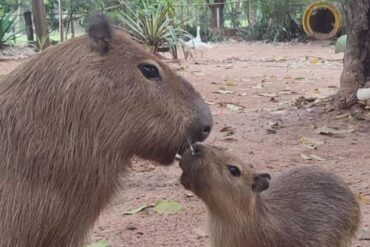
[{"x1": 185, "y1": 26, "x2": 214, "y2": 50}]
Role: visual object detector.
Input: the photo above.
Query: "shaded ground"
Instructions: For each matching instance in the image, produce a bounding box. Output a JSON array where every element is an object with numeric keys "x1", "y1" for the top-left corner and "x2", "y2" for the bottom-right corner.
[{"x1": 1, "y1": 41, "x2": 369, "y2": 247}]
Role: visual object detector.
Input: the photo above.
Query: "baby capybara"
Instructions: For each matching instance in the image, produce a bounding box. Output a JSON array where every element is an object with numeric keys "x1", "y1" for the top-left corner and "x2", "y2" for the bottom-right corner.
[
  {"x1": 0, "y1": 13, "x2": 212, "y2": 247},
  {"x1": 179, "y1": 144, "x2": 361, "y2": 247}
]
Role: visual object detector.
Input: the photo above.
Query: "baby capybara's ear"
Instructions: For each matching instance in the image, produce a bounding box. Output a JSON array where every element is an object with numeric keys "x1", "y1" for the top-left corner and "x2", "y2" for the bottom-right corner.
[
  {"x1": 252, "y1": 173, "x2": 271, "y2": 193},
  {"x1": 87, "y1": 12, "x2": 112, "y2": 55}
]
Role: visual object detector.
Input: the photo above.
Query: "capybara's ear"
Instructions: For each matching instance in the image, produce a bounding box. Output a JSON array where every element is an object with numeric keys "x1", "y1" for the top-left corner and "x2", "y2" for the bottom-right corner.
[
  {"x1": 87, "y1": 12, "x2": 112, "y2": 55},
  {"x1": 252, "y1": 173, "x2": 271, "y2": 193}
]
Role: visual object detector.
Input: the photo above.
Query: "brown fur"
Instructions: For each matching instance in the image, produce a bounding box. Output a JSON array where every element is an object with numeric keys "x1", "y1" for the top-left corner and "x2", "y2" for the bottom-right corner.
[
  {"x1": 180, "y1": 144, "x2": 361, "y2": 247},
  {"x1": 0, "y1": 14, "x2": 212, "y2": 247}
]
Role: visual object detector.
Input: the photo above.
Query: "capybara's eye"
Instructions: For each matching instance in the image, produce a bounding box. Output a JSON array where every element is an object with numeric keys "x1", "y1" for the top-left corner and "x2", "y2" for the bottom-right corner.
[
  {"x1": 137, "y1": 63, "x2": 160, "y2": 80},
  {"x1": 227, "y1": 165, "x2": 241, "y2": 177}
]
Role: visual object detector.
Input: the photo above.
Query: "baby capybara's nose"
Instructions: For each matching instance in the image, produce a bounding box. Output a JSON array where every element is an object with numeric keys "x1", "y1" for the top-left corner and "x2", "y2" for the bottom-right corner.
[{"x1": 192, "y1": 143, "x2": 204, "y2": 157}]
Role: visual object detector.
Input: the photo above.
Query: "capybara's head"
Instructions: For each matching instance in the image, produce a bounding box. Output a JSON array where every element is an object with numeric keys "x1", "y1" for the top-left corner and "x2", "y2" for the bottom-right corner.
[
  {"x1": 50, "y1": 13, "x2": 212, "y2": 165},
  {"x1": 179, "y1": 144, "x2": 270, "y2": 211}
]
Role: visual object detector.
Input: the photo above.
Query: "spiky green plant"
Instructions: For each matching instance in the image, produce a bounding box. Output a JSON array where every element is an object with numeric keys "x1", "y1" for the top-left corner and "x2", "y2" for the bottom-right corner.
[
  {"x1": 115, "y1": 0, "x2": 191, "y2": 59},
  {"x1": 0, "y1": 11, "x2": 18, "y2": 49}
]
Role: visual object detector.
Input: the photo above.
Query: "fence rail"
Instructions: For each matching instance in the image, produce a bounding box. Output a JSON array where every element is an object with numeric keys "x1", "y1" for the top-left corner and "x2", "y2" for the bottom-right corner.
[{"x1": 6, "y1": 1, "x2": 308, "y2": 44}]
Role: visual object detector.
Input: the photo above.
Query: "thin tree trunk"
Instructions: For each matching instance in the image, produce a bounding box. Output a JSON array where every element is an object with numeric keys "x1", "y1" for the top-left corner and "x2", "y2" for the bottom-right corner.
[
  {"x1": 58, "y1": 0, "x2": 64, "y2": 42},
  {"x1": 333, "y1": 0, "x2": 370, "y2": 109},
  {"x1": 32, "y1": 0, "x2": 49, "y2": 50},
  {"x1": 208, "y1": 0, "x2": 225, "y2": 28},
  {"x1": 70, "y1": 12, "x2": 75, "y2": 38},
  {"x1": 24, "y1": 10, "x2": 34, "y2": 42}
]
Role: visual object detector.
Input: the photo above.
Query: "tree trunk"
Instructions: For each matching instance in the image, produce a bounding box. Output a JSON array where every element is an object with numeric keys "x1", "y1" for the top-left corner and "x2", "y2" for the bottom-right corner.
[
  {"x1": 58, "y1": 0, "x2": 64, "y2": 42},
  {"x1": 32, "y1": 0, "x2": 49, "y2": 50},
  {"x1": 70, "y1": 12, "x2": 75, "y2": 38},
  {"x1": 333, "y1": 0, "x2": 370, "y2": 109},
  {"x1": 24, "y1": 11, "x2": 34, "y2": 42},
  {"x1": 208, "y1": 0, "x2": 225, "y2": 28}
]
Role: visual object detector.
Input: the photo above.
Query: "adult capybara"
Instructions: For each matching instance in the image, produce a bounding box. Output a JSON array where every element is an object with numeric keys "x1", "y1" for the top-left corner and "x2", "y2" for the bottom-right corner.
[
  {"x1": 179, "y1": 144, "x2": 361, "y2": 247},
  {"x1": 0, "y1": 13, "x2": 212, "y2": 247}
]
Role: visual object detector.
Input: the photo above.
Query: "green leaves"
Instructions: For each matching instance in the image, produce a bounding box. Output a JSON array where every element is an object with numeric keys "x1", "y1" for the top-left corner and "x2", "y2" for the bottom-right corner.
[
  {"x1": 153, "y1": 199, "x2": 182, "y2": 214},
  {"x1": 115, "y1": 0, "x2": 190, "y2": 59},
  {"x1": 122, "y1": 199, "x2": 183, "y2": 216},
  {"x1": 88, "y1": 240, "x2": 107, "y2": 247},
  {"x1": 0, "y1": 11, "x2": 19, "y2": 48}
]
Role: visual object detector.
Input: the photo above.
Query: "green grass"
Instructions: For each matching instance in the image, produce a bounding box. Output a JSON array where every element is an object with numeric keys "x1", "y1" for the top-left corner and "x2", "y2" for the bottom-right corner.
[{"x1": 12, "y1": 30, "x2": 85, "y2": 45}]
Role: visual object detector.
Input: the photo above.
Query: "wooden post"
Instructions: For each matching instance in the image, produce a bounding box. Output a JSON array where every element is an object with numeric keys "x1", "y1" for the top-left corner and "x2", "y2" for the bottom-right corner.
[
  {"x1": 58, "y1": 0, "x2": 64, "y2": 42},
  {"x1": 248, "y1": 0, "x2": 252, "y2": 25},
  {"x1": 70, "y1": 12, "x2": 75, "y2": 38},
  {"x1": 216, "y1": 7, "x2": 220, "y2": 28},
  {"x1": 32, "y1": 0, "x2": 49, "y2": 50},
  {"x1": 24, "y1": 11, "x2": 34, "y2": 42}
]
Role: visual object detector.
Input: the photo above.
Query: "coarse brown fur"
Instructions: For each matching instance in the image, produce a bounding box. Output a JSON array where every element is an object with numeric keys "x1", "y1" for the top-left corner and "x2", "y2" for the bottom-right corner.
[
  {"x1": 180, "y1": 144, "x2": 361, "y2": 247},
  {"x1": 0, "y1": 14, "x2": 212, "y2": 247}
]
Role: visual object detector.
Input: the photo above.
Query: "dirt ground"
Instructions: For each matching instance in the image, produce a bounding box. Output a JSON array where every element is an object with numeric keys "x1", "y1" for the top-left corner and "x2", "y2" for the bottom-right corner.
[{"x1": 1, "y1": 41, "x2": 369, "y2": 247}]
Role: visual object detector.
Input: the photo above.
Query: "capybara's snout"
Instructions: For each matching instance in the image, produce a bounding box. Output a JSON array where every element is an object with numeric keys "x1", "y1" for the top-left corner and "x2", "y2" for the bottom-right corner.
[{"x1": 190, "y1": 97, "x2": 213, "y2": 143}]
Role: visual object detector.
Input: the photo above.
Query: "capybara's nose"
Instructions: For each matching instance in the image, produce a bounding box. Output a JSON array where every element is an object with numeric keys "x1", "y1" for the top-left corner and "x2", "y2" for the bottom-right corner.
[
  {"x1": 194, "y1": 100, "x2": 213, "y2": 142},
  {"x1": 201, "y1": 125, "x2": 212, "y2": 140},
  {"x1": 192, "y1": 143, "x2": 204, "y2": 157}
]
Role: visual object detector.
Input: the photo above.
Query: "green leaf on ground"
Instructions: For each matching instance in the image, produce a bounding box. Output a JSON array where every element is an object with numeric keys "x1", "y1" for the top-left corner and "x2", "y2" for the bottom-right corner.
[
  {"x1": 88, "y1": 240, "x2": 107, "y2": 247},
  {"x1": 123, "y1": 204, "x2": 152, "y2": 215},
  {"x1": 154, "y1": 199, "x2": 182, "y2": 214}
]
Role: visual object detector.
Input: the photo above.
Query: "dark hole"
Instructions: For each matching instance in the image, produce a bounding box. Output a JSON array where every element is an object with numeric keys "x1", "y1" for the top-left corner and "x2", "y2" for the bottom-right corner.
[{"x1": 309, "y1": 7, "x2": 335, "y2": 34}]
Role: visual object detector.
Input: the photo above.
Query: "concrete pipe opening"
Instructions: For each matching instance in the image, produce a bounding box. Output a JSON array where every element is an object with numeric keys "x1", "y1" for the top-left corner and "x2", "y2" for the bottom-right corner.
[{"x1": 302, "y1": 2, "x2": 341, "y2": 40}]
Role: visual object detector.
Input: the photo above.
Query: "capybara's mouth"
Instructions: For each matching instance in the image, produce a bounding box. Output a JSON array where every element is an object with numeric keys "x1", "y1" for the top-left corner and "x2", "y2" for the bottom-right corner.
[
  {"x1": 178, "y1": 143, "x2": 205, "y2": 190},
  {"x1": 155, "y1": 141, "x2": 198, "y2": 165}
]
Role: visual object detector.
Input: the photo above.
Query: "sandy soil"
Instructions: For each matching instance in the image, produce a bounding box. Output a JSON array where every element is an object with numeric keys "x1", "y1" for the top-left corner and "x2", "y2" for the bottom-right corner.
[{"x1": 1, "y1": 41, "x2": 369, "y2": 247}]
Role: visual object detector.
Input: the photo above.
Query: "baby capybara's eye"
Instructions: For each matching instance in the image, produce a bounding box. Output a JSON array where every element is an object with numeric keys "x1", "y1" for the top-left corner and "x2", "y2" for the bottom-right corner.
[
  {"x1": 227, "y1": 165, "x2": 241, "y2": 177},
  {"x1": 137, "y1": 63, "x2": 160, "y2": 80}
]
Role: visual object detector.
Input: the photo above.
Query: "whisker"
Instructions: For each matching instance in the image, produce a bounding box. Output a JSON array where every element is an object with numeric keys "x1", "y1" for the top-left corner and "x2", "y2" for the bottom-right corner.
[
  {"x1": 175, "y1": 154, "x2": 182, "y2": 160},
  {"x1": 188, "y1": 139, "x2": 195, "y2": 156}
]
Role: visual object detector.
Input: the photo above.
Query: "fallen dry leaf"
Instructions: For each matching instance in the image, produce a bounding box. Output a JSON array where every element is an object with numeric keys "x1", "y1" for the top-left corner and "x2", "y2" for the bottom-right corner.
[
  {"x1": 358, "y1": 228, "x2": 370, "y2": 241},
  {"x1": 310, "y1": 154, "x2": 326, "y2": 161},
  {"x1": 226, "y1": 103, "x2": 244, "y2": 112},
  {"x1": 300, "y1": 137, "x2": 324, "y2": 150},
  {"x1": 310, "y1": 57, "x2": 321, "y2": 64},
  {"x1": 258, "y1": 93, "x2": 278, "y2": 97},
  {"x1": 300, "y1": 154, "x2": 312, "y2": 160},
  {"x1": 316, "y1": 126, "x2": 355, "y2": 136},
  {"x1": 252, "y1": 83, "x2": 265, "y2": 89},
  {"x1": 220, "y1": 126, "x2": 234, "y2": 132},
  {"x1": 300, "y1": 153, "x2": 326, "y2": 161},
  {"x1": 214, "y1": 89, "x2": 235, "y2": 95},
  {"x1": 274, "y1": 57, "x2": 286, "y2": 62},
  {"x1": 335, "y1": 113, "x2": 350, "y2": 119},
  {"x1": 206, "y1": 101, "x2": 216, "y2": 105},
  {"x1": 123, "y1": 205, "x2": 153, "y2": 215},
  {"x1": 268, "y1": 121, "x2": 279, "y2": 127},
  {"x1": 357, "y1": 193, "x2": 369, "y2": 205},
  {"x1": 222, "y1": 137, "x2": 238, "y2": 143},
  {"x1": 278, "y1": 90, "x2": 297, "y2": 95},
  {"x1": 192, "y1": 72, "x2": 206, "y2": 76},
  {"x1": 225, "y1": 80, "x2": 238, "y2": 87}
]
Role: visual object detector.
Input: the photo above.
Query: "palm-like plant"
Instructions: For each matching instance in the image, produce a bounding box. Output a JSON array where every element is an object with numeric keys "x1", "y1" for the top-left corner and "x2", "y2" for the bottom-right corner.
[
  {"x1": 0, "y1": 11, "x2": 18, "y2": 49},
  {"x1": 116, "y1": 0, "x2": 191, "y2": 59}
]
